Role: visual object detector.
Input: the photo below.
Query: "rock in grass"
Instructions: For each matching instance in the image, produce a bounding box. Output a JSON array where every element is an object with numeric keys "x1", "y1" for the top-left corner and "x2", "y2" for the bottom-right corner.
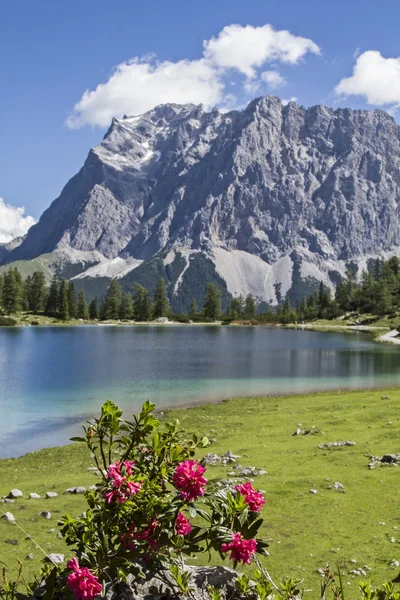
[
  {"x1": 5, "y1": 539, "x2": 19, "y2": 546},
  {"x1": 39, "y1": 511, "x2": 51, "y2": 519},
  {"x1": 45, "y1": 492, "x2": 58, "y2": 498},
  {"x1": 46, "y1": 554, "x2": 64, "y2": 564},
  {"x1": 391, "y1": 560, "x2": 400, "y2": 567},
  {"x1": 29, "y1": 493, "x2": 40, "y2": 499},
  {"x1": 309, "y1": 489, "x2": 318, "y2": 495},
  {"x1": 333, "y1": 482, "x2": 345, "y2": 491},
  {"x1": 7, "y1": 489, "x2": 23, "y2": 499},
  {"x1": 2, "y1": 512, "x2": 15, "y2": 522},
  {"x1": 65, "y1": 486, "x2": 86, "y2": 494},
  {"x1": 27, "y1": 554, "x2": 35, "y2": 560}
]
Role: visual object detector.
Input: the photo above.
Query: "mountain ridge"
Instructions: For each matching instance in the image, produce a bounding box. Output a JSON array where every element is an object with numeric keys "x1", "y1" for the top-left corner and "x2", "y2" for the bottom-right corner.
[{"x1": 3, "y1": 96, "x2": 400, "y2": 309}]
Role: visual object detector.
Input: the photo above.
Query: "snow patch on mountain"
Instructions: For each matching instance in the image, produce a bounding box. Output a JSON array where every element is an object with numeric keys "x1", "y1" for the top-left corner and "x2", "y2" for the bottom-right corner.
[
  {"x1": 73, "y1": 257, "x2": 142, "y2": 280},
  {"x1": 212, "y1": 248, "x2": 292, "y2": 304}
]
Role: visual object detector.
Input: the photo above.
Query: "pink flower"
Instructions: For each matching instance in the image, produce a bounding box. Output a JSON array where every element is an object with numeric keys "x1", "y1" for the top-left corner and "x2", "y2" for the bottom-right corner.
[
  {"x1": 173, "y1": 460, "x2": 207, "y2": 501},
  {"x1": 235, "y1": 482, "x2": 265, "y2": 512},
  {"x1": 104, "y1": 460, "x2": 141, "y2": 504},
  {"x1": 221, "y1": 532, "x2": 257, "y2": 565},
  {"x1": 176, "y1": 512, "x2": 192, "y2": 536},
  {"x1": 66, "y1": 558, "x2": 102, "y2": 600},
  {"x1": 121, "y1": 520, "x2": 159, "y2": 552}
]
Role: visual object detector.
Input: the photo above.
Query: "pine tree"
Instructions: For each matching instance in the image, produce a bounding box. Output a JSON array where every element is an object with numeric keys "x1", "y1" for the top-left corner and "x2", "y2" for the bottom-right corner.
[
  {"x1": 153, "y1": 279, "x2": 170, "y2": 318},
  {"x1": 228, "y1": 297, "x2": 244, "y2": 320},
  {"x1": 203, "y1": 283, "x2": 221, "y2": 322},
  {"x1": 142, "y1": 288, "x2": 153, "y2": 321},
  {"x1": 30, "y1": 271, "x2": 47, "y2": 313},
  {"x1": 59, "y1": 279, "x2": 70, "y2": 320},
  {"x1": 46, "y1": 275, "x2": 59, "y2": 316},
  {"x1": 77, "y1": 290, "x2": 89, "y2": 320},
  {"x1": 89, "y1": 298, "x2": 99, "y2": 320},
  {"x1": 244, "y1": 294, "x2": 256, "y2": 320},
  {"x1": 120, "y1": 293, "x2": 134, "y2": 320},
  {"x1": 189, "y1": 298, "x2": 198, "y2": 320},
  {"x1": 2, "y1": 269, "x2": 20, "y2": 314},
  {"x1": 101, "y1": 280, "x2": 123, "y2": 320},
  {"x1": 133, "y1": 284, "x2": 154, "y2": 321},
  {"x1": 68, "y1": 282, "x2": 78, "y2": 319}
]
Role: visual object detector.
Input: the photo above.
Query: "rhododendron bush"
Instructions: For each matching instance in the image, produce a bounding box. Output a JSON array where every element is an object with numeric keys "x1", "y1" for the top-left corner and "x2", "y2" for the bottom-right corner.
[{"x1": 56, "y1": 401, "x2": 268, "y2": 597}]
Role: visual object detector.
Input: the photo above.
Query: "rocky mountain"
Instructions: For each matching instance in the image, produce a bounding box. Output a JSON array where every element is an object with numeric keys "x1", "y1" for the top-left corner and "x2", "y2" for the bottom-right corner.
[{"x1": 4, "y1": 96, "x2": 400, "y2": 310}]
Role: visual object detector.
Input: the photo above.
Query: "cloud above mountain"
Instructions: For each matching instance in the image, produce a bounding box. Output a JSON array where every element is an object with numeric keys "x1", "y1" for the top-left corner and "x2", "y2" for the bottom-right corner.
[
  {"x1": 0, "y1": 197, "x2": 36, "y2": 243},
  {"x1": 66, "y1": 23, "x2": 320, "y2": 128},
  {"x1": 335, "y1": 50, "x2": 400, "y2": 109}
]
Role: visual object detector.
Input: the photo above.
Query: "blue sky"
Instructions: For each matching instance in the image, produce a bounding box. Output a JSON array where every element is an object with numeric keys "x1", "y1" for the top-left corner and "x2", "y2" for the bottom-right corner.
[{"x1": 1, "y1": 0, "x2": 400, "y2": 241}]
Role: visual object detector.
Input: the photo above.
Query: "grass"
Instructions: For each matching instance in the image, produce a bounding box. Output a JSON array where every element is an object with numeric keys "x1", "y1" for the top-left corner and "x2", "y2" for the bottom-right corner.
[{"x1": 1, "y1": 388, "x2": 400, "y2": 592}]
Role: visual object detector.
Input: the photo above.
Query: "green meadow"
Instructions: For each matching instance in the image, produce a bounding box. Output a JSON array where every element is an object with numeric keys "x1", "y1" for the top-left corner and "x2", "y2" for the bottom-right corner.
[{"x1": 1, "y1": 388, "x2": 400, "y2": 593}]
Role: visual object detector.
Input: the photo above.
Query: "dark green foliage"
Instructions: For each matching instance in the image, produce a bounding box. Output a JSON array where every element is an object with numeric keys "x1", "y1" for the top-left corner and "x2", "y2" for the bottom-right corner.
[
  {"x1": 0, "y1": 315, "x2": 17, "y2": 326},
  {"x1": 59, "y1": 279, "x2": 70, "y2": 321},
  {"x1": 77, "y1": 289, "x2": 89, "y2": 320},
  {"x1": 119, "y1": 292, "x2": 134, "y2": 320},
  {"x1": 189, "y1": 297, "x2": 198, "y2": 320},
  {"x1": 29, "y1": 271, "x2": 47, "y2": 313},
  {"x1": 1, "y1": 269, "x2": 22, "y2": 313},
  {"x1": 68, "y1": 281, "x2": 78, "y2": 319},
  {"x1": 153, "y1": 279, "x2": 170, "y2": 318},
  {"x1": 45, "y1": 275, "x2": 59, "y2": 317},
  {"x1": 203, "y1": 283, "x2": 222, "y2": 321},
  {"x1": 133, "y1": 284, "x2": 152, "y2": 321},
  {"x1": 228, "y1": 296, "x2": 244, "y2": 320},
  {"x1": 101, "y1": 279, "x2": 123, "y2": 320},
  {"x1": 89, "y1": 297, "x2": 99, "y2": 320},
  {"x1": 244, "y1": 294, "x2": 257, "y2": 319}
]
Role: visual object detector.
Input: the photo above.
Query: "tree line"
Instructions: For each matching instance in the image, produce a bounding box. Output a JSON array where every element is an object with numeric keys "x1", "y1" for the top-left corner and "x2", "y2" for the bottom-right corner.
[
  {"x1": 0, "y1": 268, "x2": 256, "y2": 323},
  {"x1": 2, "y1": 257, "x2": 397, "y2": 325}
]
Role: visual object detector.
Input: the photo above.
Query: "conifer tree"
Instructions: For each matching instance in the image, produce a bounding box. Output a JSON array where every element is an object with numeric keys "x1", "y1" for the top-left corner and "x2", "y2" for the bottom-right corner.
[
  {"x1": 153, "y1": 279, "x2": 170, "y2": 318},
  {"x1": 142, "y1": 288, "x2": 153, "y2": 321},
  {"x1": 189, "y1": 297, "x2": 198, "y2": 320},
  {"x1": 244, "y1": 294, "x2": 257, "y2": 319},
  {"x1": 101, "y1": 280, "x2": 123, "y2": 320},
  {"x1": 89, "y1": 298, "x2": 99, "y2": 320},
  {"x1": 59, "y1": 279, "x2": 70, "y2": 320},
  {"x1": 120, "y1": 292, "x2": 134, "y2": 320},
  {"x1": 29, "y1": 271, "x2": 47, "y2": 313},
  {"x1": 203, "y1": 283, "x2": 221, "y2": 322},
  {"x1": 2, "y1": 269, "x2": 20, "y2": 314},
  {"x1": 77, "y1": 290, "x2": 89, "y2": 320},
  {"x1": 68, "y1": 282, "x2": 78, "y2": 319},
  {"x1": 46, "y1": 275, "x2": 59, "y2": 316}
]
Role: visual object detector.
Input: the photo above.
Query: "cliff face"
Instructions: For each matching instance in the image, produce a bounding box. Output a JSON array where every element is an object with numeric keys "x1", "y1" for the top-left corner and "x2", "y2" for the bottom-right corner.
[{"x1": 5, "y1": 96, "x2": 400, "y2": 308}]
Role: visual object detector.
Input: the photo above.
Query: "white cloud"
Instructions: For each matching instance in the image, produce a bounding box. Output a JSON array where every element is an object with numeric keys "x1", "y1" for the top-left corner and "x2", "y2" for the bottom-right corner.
[
  {"x1": 204, "y1": 24, "x2": 320, "y2": 78},
  {"x1": 261, "y1": 70, "x2": 286, "y2": 89},
  {"x1": 67, "y1": 23, "x2": 320, "y2": 128},
  {"x1": 335, "y1": 50, "x2": 400, "y2": 107},
  {"x1": 0, "y1": 197, "x2": 36, "y2": 243},
  {"x1": 67, "y1": 58, "x2": 223, "y2": 129},
  {"x1": 281, "y1": 96, "x2": 298, "y2": 106}
]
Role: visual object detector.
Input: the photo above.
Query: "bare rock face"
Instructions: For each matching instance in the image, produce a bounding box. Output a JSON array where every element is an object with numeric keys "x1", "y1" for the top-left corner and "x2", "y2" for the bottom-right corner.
[{"x1": 5, "y1": 96, "x2": 400, "y2": 305}]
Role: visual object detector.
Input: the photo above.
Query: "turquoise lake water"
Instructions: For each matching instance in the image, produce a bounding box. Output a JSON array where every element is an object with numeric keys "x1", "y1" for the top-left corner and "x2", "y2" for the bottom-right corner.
[{"x1": 0, "y1": 325, "x2": 399, "y2": 457}]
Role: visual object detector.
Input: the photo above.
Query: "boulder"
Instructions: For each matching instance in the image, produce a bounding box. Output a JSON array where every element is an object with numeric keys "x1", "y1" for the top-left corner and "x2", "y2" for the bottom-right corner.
[
  {"x1": 8, "y1": 489, "x2": 23, "y2": 499},
  {"x1": 29, "y1": 493, "x2": 41, "y2": 499},
  {"x1": 2, "y1": 512, "x2": 15, "y2": 522}
]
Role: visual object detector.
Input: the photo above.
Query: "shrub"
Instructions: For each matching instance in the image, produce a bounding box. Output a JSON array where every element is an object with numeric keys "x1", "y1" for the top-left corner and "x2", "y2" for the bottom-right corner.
[
  {"x1": 0, "y1": 316, "x2": 17, "y2": 326},
  {"x1": 44, "y1": 401, "x2": 266, "y2": 597}
]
